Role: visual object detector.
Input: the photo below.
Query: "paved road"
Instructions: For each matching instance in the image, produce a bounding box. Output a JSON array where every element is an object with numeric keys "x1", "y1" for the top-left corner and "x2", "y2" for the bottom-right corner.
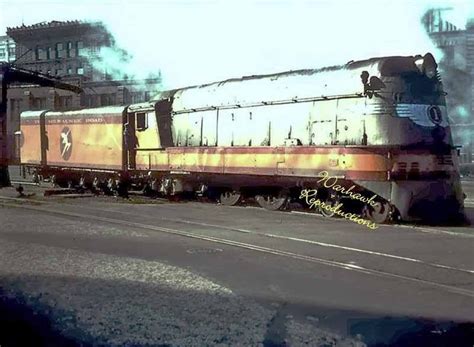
[{"x1": 0, "y1": 182, "x2": 473, "y2": 346}]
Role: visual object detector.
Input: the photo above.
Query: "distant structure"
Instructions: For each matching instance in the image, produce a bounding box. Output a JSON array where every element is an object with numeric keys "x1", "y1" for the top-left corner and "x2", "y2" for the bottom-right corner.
[
  {"x1": 423, "y1": 8, "x2": 474, "y2": 164},
  {"x1": 0, "y1": 35, "x2": 16, "y2": 63},
  {"x1": 4, "y1": 20, "x2": 162, "y2": 163}
]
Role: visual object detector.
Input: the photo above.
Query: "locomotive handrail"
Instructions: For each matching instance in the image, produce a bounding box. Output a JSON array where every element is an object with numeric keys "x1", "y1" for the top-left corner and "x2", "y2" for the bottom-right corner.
[
  {"x1": 171, "y1": 93, "x2": 365, "y2": 115},
  {"x1": 135, "y1": 147, "x2": 166, "y2": 151}
]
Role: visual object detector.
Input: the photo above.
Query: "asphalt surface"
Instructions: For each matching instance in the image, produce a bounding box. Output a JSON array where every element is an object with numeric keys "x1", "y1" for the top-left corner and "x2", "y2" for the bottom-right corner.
[{"x1": 1, "y1": 168, "x2": 473, "y2": 346}]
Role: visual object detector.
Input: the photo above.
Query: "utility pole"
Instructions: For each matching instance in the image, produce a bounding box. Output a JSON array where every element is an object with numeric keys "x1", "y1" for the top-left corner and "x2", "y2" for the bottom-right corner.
[
  {"x1": 0, "y1": 63, "x2": 82, "y2": 187},
  {"x1": 0, "y1": 69, "x2": 8, "y2": 187}
]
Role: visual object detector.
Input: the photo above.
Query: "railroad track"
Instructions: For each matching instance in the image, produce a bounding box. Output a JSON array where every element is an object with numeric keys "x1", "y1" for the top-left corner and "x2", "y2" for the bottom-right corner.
[
  {"x1": 3, "y1": 179, "x2": 474, "y2": 236},
  {"x1": 1, "y1": 195, "x2": 473, "y2": 299},
  {"x1": 10, "y1": 179, "x2": 40, "y2": 186},
  {"x1": 5, "y1": 180, "x2": 473, "y2": 237}
]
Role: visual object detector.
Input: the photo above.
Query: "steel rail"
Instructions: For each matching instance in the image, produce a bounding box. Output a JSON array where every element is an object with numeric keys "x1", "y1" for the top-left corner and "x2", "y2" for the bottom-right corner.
[
  {"x1": 28, "y1": 198, "x2": 474, "y2": 274},
  {"x1": 1, "y1": 197, "x2": 474, "y2": 299}
]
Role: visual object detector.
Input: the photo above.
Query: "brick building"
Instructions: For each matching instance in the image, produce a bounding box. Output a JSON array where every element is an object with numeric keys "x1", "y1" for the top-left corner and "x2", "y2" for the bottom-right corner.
[
  {"x1": 423, "y1": 9, "x2": 474, "y2": 163},
  {"x1": 0, "y1": 35, "x2": 16, "y2": 63},
  {"x1": 3, "y1": 20, "x2": 161, "y2": 163}
]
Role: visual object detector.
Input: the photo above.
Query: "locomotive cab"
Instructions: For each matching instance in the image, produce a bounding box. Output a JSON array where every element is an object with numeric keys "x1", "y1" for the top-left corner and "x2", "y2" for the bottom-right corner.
[{"x1": 126, "y1": 102, "x2": 163, "y2": 172}]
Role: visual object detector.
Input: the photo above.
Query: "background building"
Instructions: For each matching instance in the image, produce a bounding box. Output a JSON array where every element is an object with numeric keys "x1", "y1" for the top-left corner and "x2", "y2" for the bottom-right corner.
[
  {"x1": 0, "y1": 35, "x2": 16, "y2": 63},
  {"x1": 423, "y1": 8, "x2": 474, "y2": 164},
  {"x1": 4, "y1": 20, "x2": 162, "y2": 163}
]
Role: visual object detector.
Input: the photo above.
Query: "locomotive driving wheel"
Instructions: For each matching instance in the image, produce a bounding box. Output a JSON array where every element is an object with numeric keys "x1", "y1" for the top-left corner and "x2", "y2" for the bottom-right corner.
[
  {"x1": 219, "y1": 191, "x2": 242, "y2": 206},
  {"x1": 363, "y1": 200, "x2": 392, "y2": 224},
  {"x1": 255, "y1": 193, "x2": 288, "y2": 211},
  {"x1": 319, "y1": 193, "x2": 341, "y2": 218}
]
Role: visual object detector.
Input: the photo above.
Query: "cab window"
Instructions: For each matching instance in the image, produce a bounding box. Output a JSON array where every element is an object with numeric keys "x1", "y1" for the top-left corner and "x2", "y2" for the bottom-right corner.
[{"x1": 136, "y1": 112, "x2": 148, "y2": 131}]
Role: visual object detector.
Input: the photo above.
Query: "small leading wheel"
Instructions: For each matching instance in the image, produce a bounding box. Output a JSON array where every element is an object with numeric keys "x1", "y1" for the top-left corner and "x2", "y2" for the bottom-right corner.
[
  {"x1": 255, "y1": 194, "x2": 288, "y2": 211},
  {"x1": 220, "y1": 191, "x2": 241, "y2": 206},
  {"x1": 319, "y1": 193, "x2": 341, "y2": 218},
  {"x1": 50, "y1": 174, "x2": 57, "y2": 187},
  {"x1": 363, "y1": 200, "x2": 392, "y2": 224}
]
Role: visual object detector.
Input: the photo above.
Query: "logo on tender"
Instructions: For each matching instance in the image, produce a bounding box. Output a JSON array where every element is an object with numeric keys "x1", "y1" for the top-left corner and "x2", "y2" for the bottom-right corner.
[{"x1": 60, "y1": 127, "x2": 73, "y2": 161}]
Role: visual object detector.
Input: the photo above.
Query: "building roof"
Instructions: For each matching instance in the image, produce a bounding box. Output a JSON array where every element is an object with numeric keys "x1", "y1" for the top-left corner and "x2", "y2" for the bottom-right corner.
[
  {"x1": 7, "y1": 20, "x2": 83, "y2": 32},
  {"x1": 6, "y1": 20, "x2": 106, "y2": 41}
]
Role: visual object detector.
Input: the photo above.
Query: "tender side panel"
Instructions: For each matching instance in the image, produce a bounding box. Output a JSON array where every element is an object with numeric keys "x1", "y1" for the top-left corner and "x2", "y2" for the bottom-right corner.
[
  {"x1": 45, "y1": 114, "x2": 123, "y2": 170},
  {"x1": 20, "y1": 113, "x2": 42, "y2": 165}
]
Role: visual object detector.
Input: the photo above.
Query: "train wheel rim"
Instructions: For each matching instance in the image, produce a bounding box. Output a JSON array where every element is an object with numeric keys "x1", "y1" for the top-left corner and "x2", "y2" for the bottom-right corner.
[
  {"x1": 255, "y1": 194, "x2": 288, "y2": 211},
  {"x1": 319, "y1": 194, "x2": 340, "y2": 218},
  {"x1": 220, "y1": 191, "x2": 241, "y2": 206},
  {"x1": 363, "y1": 201, "x2": 392, "y2": 224},
  {"x1": 50, "y1": 174, "x2": 57, "y2": 187}
]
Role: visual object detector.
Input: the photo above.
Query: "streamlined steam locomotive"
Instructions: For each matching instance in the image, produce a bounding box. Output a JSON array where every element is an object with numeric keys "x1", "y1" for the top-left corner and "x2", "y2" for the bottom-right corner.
[{"x1": 19, "y1": 53, "x2": 465, "y2": 223}]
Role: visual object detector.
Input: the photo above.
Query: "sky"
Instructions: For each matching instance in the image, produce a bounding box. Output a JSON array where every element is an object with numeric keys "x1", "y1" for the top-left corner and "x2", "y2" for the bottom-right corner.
[{"x1": 1, "y1": 0, "x2": 474, "y2": 89}]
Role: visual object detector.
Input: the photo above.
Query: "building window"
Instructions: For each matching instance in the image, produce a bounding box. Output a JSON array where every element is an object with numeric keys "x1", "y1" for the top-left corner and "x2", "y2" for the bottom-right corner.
[
  {"x1": 82, "y1": 95, "x2": 98, "y2": 107},
  {"x1": 67, "y1": 66, "x2": 72, "y2": 75},
  {"x1": 98, "y1": 94, "x2": 116, "y2": 106},
  {"x1": 77, "y1": 67, "x2": 84, "y2": 75},
  {"x1": 100, "y1": 94, "x2": 109, "y2": 106},
  {"x1": 76, "y1": 41, "x2": 84, "y2": 56},
  {"x1": 57, "y1": 96, "x2": 73, "y2": 110},
  {"x1": 55, "y1": 43, "x2": 63, "y2": 58},
  {"x1": 55, "y1": 69, "x2": 63, "y2": 76},
  {"x1": 46, "y1": 47, "x2": 53, "y2": 60},
  {"x1": 66, "y1": 41, "x2": 73, "y2": 57},
  {"x1": 90, "y1": 95, "x2": 98, "y2": 107},
  {"x1": 130, "y1": 92, "x2": 143, "y2": 103},
  {"x1": 9, "y1": 99, "x2": 21, "y2": 116},
  {"x1": 32, "y1": 97, "x2": 46, "y2": 110},
  {"x1": 89, "y1": 45, "x2": 99, "y2": 56},
  {"x1": 64, "y1": 96, "x2": 72, "y2": 108},
  {"x1": 35, "y1": 46, "x2": 43, "y2": 60}
]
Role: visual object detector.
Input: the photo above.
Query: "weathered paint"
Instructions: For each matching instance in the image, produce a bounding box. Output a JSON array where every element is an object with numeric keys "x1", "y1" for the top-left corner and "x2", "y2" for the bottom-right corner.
[
  {"x1": 20, "y1": 111, "x2": 44, "y2": 165},
  {"x1": 21, "y1": 107, "x2": 125, "y2": 170},
  {"x1": 44, "y1": 122, "x2": 123, "y2": 168},
  {"x1": 20, "y1": 123, "x2": 42, "y2": 164},
  {"x1": 133, "y1": 146, "x2": 457, "y2": 181}
]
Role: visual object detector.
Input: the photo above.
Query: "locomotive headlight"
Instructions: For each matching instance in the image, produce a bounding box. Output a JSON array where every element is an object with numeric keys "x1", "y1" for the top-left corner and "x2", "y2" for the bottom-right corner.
[
  {"x1": 422, "y1": 53, "x2": 438, "y2": 79},
  {"x1": 414, "y1": 55, "x2": 424, "y2": 73}
]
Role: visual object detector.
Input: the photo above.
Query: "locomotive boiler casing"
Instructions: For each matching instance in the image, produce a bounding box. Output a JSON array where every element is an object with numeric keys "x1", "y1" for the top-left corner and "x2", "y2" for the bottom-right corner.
[{"x1": 148, "y1": 54, "x2": 464, "y2": 222}]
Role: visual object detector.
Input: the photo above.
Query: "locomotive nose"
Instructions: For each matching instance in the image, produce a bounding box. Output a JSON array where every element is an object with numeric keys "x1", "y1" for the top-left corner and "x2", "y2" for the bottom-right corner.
[{"x1": 431, "y1": 125, "x2": 446, "y2": 142}]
